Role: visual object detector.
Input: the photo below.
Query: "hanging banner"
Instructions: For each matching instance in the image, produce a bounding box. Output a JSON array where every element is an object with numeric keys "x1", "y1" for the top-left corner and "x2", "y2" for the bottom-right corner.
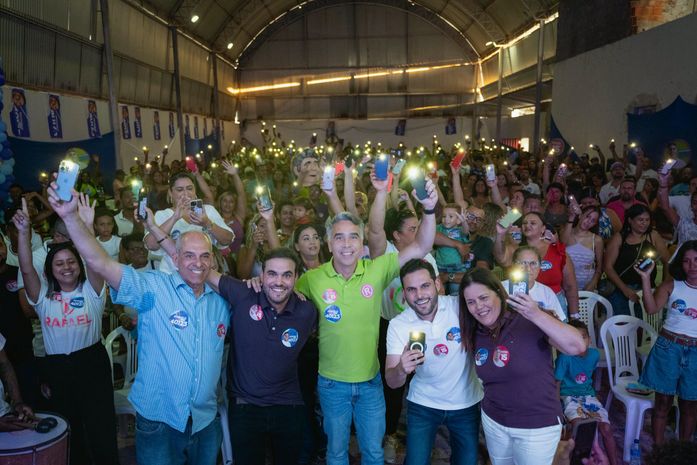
[
  {"x1": 168, "y1": 112, "x2": 175, "y2": 139},
  {"x1": 9, "y1": 88, "x2": 30, "y2": 138},
  {"x1": 47, "y1": 94, "x2": 63, "y2": 139},
  {"x1": 121, "y1": 106, "x2": 131, "y2": 139},
  {"x1": 86, "y1": 100, "x2": 101, "y2": 138},
  {"x1": 134, "y1": 107, "x2": 143, "y2": 138},
  {"x1": 203, "y1": 118, "x2": 208, "y2": 137},
  {"x1": 395, "y1": 119, "x2": 406, "y2": 136},
  {"x1": 185, "y1": 115, "x2": 190, "y2": 138},
  {"x1": 194, "y1": 116, "x2": 199, "y2": 139},
  {"x1": 153, "y1": 111, "x2": 161, "y2": 140},
  {"x1": 445, "y1": 117, "x2": 457, "y2": 135}
]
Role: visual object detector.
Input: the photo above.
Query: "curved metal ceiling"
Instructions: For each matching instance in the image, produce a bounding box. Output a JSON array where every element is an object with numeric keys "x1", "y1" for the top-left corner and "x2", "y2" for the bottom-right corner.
[{"x1": 142, "y1": 0, "x2": 557, "y2": 62}]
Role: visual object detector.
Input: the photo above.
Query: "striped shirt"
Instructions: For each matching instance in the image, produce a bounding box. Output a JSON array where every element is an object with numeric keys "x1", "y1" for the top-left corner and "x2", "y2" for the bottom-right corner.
[{"x1": 110, "y1": 265, "x2": 230, "y2": 433}]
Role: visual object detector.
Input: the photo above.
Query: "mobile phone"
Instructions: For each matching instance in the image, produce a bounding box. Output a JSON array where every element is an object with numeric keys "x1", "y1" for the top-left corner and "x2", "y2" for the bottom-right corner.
[
  {"x1": 130, "y1": 179, "x2": 143, "y2": 202},
  {"x1": 568, "y1": 195, "x2": 581, "y2": 215},
  {"x1": 451, "y1": 151, "x2": 466, "y2": 171},
  {"x1": 185, "y1": 156, "x2": 198, "y2": 173},
  {"x1": 409, "y1": 168, "x2": 428, "y2": 200},
  {"x1": 509, "y1": 269, "x2": 528, "y2": 295},
  {"x1": 137, "y1": 198, "x2": 148, "y2": 221},
  {"x1": 55, "y1": 159, "x2": 80, "y2": 201},
  {"x1": 255, "y1": 186, "x2": 272, "y2": 212},
  {"x1": 660, "y1": 158, "x2": 677, "y2": 175},
  {"x1": 393, "y1": 159, "x2": 407, "y2": 175},
  {"x1": 375, "y1": 154, "x2": 389, "y2": 181},
  {"x1": 637, "y1": 252, "x2": 655, "y2": 271},
  {"x1": 556, "y1": 163, "x2": 568, "y2": 178},
  {"x1": 570, "y1": 420, "x2": 598, "y2": 465},
  {"x1": 321, "y1": 166, "x2": 336, "y2": 191},
  {"x1": 485, "y1": 164, "x2": 496, "y2": 182},
  {"x1": 408, "y1": 331, "x2": 426, "y2": 354},
  {"x1": 498, "y1": 208, "x2": 522, "y2": 229},
  {"x1": 190, "y1": 199, "x2": 203, "y2": 216}
]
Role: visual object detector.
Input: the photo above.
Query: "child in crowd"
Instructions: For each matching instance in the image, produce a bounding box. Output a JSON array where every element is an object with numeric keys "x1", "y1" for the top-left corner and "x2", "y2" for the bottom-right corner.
[
  {"x1": 292, "y1": 197, "x2": 315, "y2": 225},
  {"x1": 555, "y1": 319, "x2": 619, "y2": 465},
  {"x1": 94, "y1": 208, "x2": 121, "y2": 261},
  {"x1": 434, "y1": 203, "x2": 470, "y2": 294}
]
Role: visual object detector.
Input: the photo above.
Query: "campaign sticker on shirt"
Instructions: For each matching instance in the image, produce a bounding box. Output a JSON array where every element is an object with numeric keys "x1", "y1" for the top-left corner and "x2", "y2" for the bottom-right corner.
[
  {"x1": 70, "y1": 297, "x2": 85, "y2": 309},
  {"x1": 672, "y1": 299, "x2": 687, "y2": 313},
  {"x1": 281, "y1": 328, "x2": 299, "y2": 348},
  {"x1": 685, "y1": 308, "x2": 697, "y2": 319},
  {"x1": 324, "y1": 305, "x2": 342, "y2": 323},
  {"x1": 575, "y1": 372, "x2": 588, "y2": 384},
  {"x1": 475, "y1": 348, "x2": 488, "y2": 366},
  {"x1": 322, "y1": 289, "x2": 338, "y2": 304},
  {"x1": 540, "y1": 260, "x2": 553, "y2": 271},
  {"x1": 5, "y1": 280, "x2": 18, "y2": 293},
  {"x1": 169, "y1": 310, "x2": 189, "y2": 329},
  {"x1": 216, "y1": 323, "x2": 226, "y2": 338},
  {"x1": 249, "y1": 304, "x2": 264, "y2": 321},
  {"x1": 433, "y1": 344, "x2": 449, "y2": 357},
  {"x1": 171, "y1": 229, "x2": 181, "y2": 241},
  {"x1": 361, "y1": 284, "x2": 374, "y2": 298},
  {"x1": 446, "y1": 327, "x2": 461, "y2": 343},
  {"x1": 493, "y1": 345, "x2": 510, "y2": 367}
]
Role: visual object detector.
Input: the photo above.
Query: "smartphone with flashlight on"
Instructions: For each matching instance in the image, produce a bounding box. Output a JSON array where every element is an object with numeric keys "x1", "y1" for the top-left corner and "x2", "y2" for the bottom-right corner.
[
  {"x1": 485, "y1": 164, "x2": 496, "y2": 182},
  {"x1": 321, "y1": 166, "x2": 336, "y2": 191},
  {"x1": 509, "y1": 269, "x2": 528, "y2": 295},
  {"x1": 498, "y1": 209, "x2": 522, "y2": 229},
  {"x1": 55, "y1": 159, "x2": 80, "y2": 202},
  {"x1": 660, "y1": 158, "x2": 677, "y2": 175},
  {"x1": 255, "y1": 186, "x2": 273, "y2": 212},
  {"x1": 409, "y1": 168, "x2": 429, "y2": 200},
  {"x1": 190, "y1": 199, "x2": 203, "y2": 216}
]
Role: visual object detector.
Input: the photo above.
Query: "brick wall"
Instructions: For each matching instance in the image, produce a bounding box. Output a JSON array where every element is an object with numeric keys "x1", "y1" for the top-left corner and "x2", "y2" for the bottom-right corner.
[{"x1": 631, "y1": 0, "x2": 695, "y2": 33}]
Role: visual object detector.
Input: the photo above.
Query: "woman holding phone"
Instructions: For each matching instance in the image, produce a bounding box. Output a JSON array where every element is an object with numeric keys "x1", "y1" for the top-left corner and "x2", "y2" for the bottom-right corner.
[
  {"x1": 459, "y1": 268, "x2": 585, "y2": 465},
  {"x1": 495, "y1": 211, "x2": 580, "y2": 318},
  {"x1": 144, "y1": 172, "x2": 234, "y2": 273},
  {"x1": 562, "y1": 206, "x2": 604, "y2": 291},
  {"x1": 12, "y1": 196, "x2": 118, "y2": 465}
]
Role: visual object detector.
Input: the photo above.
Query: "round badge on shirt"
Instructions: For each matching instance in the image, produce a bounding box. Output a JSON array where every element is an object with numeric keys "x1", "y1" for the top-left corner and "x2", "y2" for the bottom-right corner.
[
  {"x1": 216, "y1": 323, "x2": 226, "y2": 338},
  {"x1": 324, "y1": 305, "x2": 342, "y2": 323},
  {"x1": 475, "y1": 348, "x2": 488, "y2": 366},
  {"x1": 361, "y1": 284, "x2": 374, "y2": 298},
  {"x1": 70, "y1": 297, "x2": 85, "y2": 309},
  {"x1": 281, "y1": 328, "x2": 299, "y2": 348},
  {"x1": 540, "y1": 260, "x2": 553, "y2": 271},
  {"x1": 446, "y1": 327, "x2": 461, "y2": 343},
  {"x1": 169, "y1": 310, "x2": 190, "y2": 329},
  {"x1": 575, "y1": 373, "x2": 587, "y2": 384},
  {"x1": 5, "y1": 280, "x2": 18, "y2": 293},
  {"x1": 322, "y1": 289, "x2": 337, "y2": 304},
  {"x1": 249, "y1": 304, "x2": 263, "y2": 321},
  {"x1": 672, "y1": 299, "x2": 686, "y2": 313},
  {"x1": 493, "y1": 345, "x2": 510, "y2": 367},
  {"x1": 433, "y1": 344, "x2": 449, "y2": 357}
]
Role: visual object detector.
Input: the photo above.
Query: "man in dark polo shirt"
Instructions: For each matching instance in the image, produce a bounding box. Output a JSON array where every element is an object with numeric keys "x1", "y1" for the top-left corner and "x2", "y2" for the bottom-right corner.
[{"x1": 206, "y1": 247, "x2": 318, "y2": 465}]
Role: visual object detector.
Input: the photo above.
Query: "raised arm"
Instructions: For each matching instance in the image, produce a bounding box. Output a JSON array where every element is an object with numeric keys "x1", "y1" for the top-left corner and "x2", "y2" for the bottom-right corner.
[
  {"x1": 657, "y1": 173, "x2": 679, "y2": 226},
  {"x1": 450, "y1": 164, "x2": 468, "y2": 210},
  {"x1": 487, "y1": 178, "x2": 506, "y2": 210},
  {"x1": 194, "y1": 171, "x2": 215, "y2": 206},
  {"x1": 46, "y1": 186, "x2": 124, "y2": 291},
  {"x1": 398, "y1": 179, "x2": 438, "y2": 267},
  {"x1": 259, "y1": 205, "x2": 281, "y2": 249},
  {"x1": 367, "y1": 171, "x2": 388, "y2": 258},
  {"x1": 493, "y1": 223, "x2": 514, "y2": 267},
  {"x1": 636, "y1": 261, "x2": 672, "y2": 315},
  {"x1": 75, "y1": 194, "x2": 104, "y2": 292},
  {"x1": 222, "y1": 160, "x2": 248, "y2": 220},
  {"x1": 11, "y1": 200, "x2": 41, "y2": 304},
  {"x1": 320, "y1": 172, "x2": 345, "y2": 217},
  {"x1": 344, "y1": 167, "x2": 359, "y2": 218}
]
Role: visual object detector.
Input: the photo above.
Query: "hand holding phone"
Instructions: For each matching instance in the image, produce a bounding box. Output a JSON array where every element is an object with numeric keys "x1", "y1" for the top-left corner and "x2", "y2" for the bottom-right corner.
[
  {"x1": 498, "y1": 209, "x2": 522, "y2": 229},
  {"x1": 55, "y1": 160, "x2": 80, "y2": 202},
  {"x1": 570, "y1": 420, "x2": 598, "y2": 465},
  {"x1": 185, "y1": 156, "x2": 198, "y2": 173},
  {"x1": 408, "y1": 168, "x2": 428, "y2": 200},
  {"x1": 190, "y1": 199, "x2": 203, "y2": 217},
  {"x1": 375, "y1": 154, "x2": 389, "y2": 181}
]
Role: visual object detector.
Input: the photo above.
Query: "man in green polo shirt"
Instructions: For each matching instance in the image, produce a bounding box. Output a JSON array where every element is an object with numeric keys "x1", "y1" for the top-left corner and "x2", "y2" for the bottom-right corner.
[{"x1": 295, "y1": 174, "x2": 438, "y2": 465}]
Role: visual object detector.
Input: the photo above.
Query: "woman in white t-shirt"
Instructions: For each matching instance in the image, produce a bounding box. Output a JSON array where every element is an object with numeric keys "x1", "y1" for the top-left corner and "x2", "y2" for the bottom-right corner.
[
  {"x1": 144, "y1": 172, "x2": 234, "y2": 273},
  {"x1": 12, "y1": 197, "x2": 118, "y2": 465},
  {"x1": 636, "y1": 240, "x2": 697, "y2": 445}
]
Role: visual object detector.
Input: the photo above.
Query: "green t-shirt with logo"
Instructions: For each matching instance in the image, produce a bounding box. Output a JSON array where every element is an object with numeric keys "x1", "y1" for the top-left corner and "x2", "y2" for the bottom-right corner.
[{"x1": 296, "y1": 253, "x2": 399, "y2": 382}]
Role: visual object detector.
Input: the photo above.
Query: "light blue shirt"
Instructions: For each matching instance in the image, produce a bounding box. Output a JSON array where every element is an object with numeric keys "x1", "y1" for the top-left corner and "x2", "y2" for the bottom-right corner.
[{"x1": 111, "y1": 265, "x2": 230, "y2": 433}]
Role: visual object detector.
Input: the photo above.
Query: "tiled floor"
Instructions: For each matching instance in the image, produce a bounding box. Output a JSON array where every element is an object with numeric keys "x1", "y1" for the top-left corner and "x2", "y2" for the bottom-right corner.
[{"x1": 116, "y1": 375, "x2": 673, "y2": 465}]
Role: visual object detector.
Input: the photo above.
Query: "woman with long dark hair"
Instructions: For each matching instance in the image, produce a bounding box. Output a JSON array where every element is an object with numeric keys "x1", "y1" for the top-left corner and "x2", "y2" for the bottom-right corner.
[
  {"x1": 636, "y1": 240, "x2": 697, "y2": 445},
  {"x1": 603, "y1": 204, "x2": 669, "y2": 316},
  {"x1": 469, "y1": 178, "x2": 490, "y2": 209},
  {"x1": 13, "y1": 196, "x2": 118, "y2": 465},
  {"x1": 458, "y1": 268, "x2": 584, "y2": 465},
  {"x1": 293, "y1": 223, "x2": 326, "y2": 272},
  {"x1": 562, "y1": 206, "x2": 603, "y2": 291}
]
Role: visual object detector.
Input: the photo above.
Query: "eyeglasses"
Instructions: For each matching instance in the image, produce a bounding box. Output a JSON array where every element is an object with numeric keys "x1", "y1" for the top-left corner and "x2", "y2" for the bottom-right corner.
[{"x1": 514, "y1": 260, "x2": 539, "y2": 268}]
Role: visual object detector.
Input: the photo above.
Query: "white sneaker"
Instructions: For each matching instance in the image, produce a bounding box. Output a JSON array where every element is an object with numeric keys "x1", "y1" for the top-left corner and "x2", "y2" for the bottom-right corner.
[{"x1": 384, "y1": 434, "x2": 400, "y2": 464}]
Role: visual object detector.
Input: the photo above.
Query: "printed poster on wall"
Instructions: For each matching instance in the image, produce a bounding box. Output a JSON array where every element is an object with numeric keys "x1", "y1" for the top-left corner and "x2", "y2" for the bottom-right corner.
[
  {"x1": 9, "y1": 88, "x2": 30, "y2": 138},
  {"x1": 47, "y1": 94, "x2": 63, "y2": 139},
  {"x1": 168, "y1": 112, "x2": 175, "y2": 139},
  {"x1": 194, "y1": 116, "x2": 199, "y2": 139},
  {"x1": 153, "y1": 111, "x2": 161, "y2": 140},
  {"x1": 133, "y1": 107, "x2": 143, "y2": 138},
  {"x1": 185, "y1": 115, "x2": 190, "y2": 138},
  {"x1": 86, "y1": 100, "x2": 101, "y2": 138},
  {"x1": 121, "y1": 106, "x2": 131, "y2": 139},
  {"x1": 395, "y1": 119, "x2": 406, "y2": 136},
  {"x1": 445, "y1": 117, "x2": 456, "y2": 135}
]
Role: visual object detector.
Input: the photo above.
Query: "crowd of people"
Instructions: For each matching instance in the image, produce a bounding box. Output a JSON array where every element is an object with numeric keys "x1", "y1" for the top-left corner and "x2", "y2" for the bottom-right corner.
[{"x1": 0, "y1": 130, "x2": 696, "y2": 465}]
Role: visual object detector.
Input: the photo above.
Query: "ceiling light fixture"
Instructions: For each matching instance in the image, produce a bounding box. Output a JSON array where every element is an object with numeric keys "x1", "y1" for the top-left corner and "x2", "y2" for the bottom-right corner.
[
  {"x1": 227, "y1": 42, "x2": 234, "y2": 49},
  {"x1": 191, "y1": 14, "x2": 199, "y2": 23}
]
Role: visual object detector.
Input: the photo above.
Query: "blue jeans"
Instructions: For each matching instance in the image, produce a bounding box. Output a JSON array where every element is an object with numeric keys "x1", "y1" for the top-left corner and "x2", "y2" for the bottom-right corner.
[
  {"x1": 405, "y1": 401, "x2": 481, "y2": 465},
  {"x1": 317, "y1": 372, "x2": 386, "y2": 465},
  {"x1": 135, "y1": 413, "x2": 222, "y2": 465},
  {"x1": 607, "y1": 285, "x2": 642, "y2": 318}
]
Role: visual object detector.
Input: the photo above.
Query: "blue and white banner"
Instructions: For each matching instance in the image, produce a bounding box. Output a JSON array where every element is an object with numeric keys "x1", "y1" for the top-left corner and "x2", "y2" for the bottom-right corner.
[
  {"x1": 9, "y1": 88, "x2": 30, "y2": 138},
  {"x1": 133, "y1": 107, "x2": 143, "y2": 138},
  {"x1": 47, "y1": 94, "x2": 63, "y2": 139},
  {"x1": 153, "y1": 111, "x2": 161, "y2": 140},
  {"x1": 87, "y1": 100, "x2": 101, "y2": 138},
  {"x1": 121, "y1": 106, "x2": 131, "y2": 139},
  {"x1": 168, "y1": 112, "x2": 175, "y2": 139}
]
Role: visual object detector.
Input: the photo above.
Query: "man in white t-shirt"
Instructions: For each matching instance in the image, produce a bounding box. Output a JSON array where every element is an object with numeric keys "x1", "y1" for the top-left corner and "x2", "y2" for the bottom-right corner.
[
  {"x1": 599, "y1": 162, "x2": 626, "y2": 205},
  {"x1": 0, "y1": 331, "x2": 35, "y2": 431},
  {"x1": 518, "y1": 167, "x2": 540, "y2": 196},
  {"x1": 385, "y1": 259, "x2": 483, "y2": 465}
]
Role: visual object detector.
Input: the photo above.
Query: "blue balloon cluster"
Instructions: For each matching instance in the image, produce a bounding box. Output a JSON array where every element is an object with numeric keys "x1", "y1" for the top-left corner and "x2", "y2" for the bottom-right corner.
[{"x1": 0, "y1": 57, "x2": 16, "y2": 203}]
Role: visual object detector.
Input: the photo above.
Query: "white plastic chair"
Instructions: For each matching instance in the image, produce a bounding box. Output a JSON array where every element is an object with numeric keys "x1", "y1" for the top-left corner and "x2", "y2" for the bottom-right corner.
[
  {"x1": 600, "y1": 315, "x2": 657, "y2": 463},
  {"x1": 104, "y1": 327, "x2": 137, "y2": 421},
  {"x1": 577, "y1": 291, "x2": 614, "y2": 389},
  {"x1": 628, "y1": 290, "x2": 662, "y2": 364}
]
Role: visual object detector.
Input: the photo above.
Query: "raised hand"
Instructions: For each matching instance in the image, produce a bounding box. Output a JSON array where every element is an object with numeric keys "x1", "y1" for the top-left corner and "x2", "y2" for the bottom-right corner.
[
  {"x1": 189, "y1": 205, "x2": 211, "y2": 229},
  {"x1": 506, "y1": 292, "x2": 543, "y2": 321},
  {"x1": 11, "y1": 198, "x2": 32, "y2": 235},
  {"x1": 257, "y1": 202, "x2": 275, "y2": 222},
  {"x1": 47, "y1": 182, "x2": 79, "y2": 219},
  {"x1": 77, "y1": 193, "x2": 96, "y2": 228},
  {"x1": 399, "y1": 345, "x2": 425, "y2": 375},
  {"x1": 369, "y1": 169, "x2": 389, "y2": 192},
  {"x1": 221, "y1": 160, "x2": 238, "y2": 176},
  {"x1": 413, "y1": 178, "x2": 438, "y2": 210}
]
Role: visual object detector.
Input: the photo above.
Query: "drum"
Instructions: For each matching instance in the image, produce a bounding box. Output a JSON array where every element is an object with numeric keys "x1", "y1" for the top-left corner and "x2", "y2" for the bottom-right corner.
[{"x1": 0, "y1": 412, "x2": 69, "y2": 465}]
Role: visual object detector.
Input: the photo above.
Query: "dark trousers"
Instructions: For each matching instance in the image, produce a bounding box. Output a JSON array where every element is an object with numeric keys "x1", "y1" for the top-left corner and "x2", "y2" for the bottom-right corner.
[
  {"x1": 378, "y1": 317, "x2": 405, "y2": 435},
  {"x1": 229, "y1": 403, "x2": 307, "y2": 465},
  {"x1": 297, "y1": 335, "x2": 325, "y2": 463},
  {"x1": 45, "y1": 342, "x2": 119, "y2": 465}
]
